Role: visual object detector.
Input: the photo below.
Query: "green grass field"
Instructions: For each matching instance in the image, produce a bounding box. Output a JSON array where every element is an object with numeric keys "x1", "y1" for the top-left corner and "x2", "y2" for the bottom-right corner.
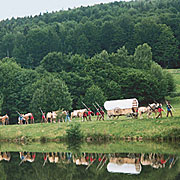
[
  {"x1": 0, "y1": 114, "x2": 179, "y2": 141},
  {"x1": 0, "y1": 69, "x2": 180, "y2": 141}
]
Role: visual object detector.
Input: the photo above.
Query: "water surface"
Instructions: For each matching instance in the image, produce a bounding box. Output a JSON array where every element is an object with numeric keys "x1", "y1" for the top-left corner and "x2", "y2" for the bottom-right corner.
[{"x1": 0, "y1": 141, "x2": 179, "y2": 180}]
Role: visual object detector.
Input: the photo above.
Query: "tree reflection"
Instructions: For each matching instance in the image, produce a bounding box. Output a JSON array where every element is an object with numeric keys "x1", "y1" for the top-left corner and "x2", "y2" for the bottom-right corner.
[{"x1": 0, "y1": 151, "x2": 179, "y2": 179}]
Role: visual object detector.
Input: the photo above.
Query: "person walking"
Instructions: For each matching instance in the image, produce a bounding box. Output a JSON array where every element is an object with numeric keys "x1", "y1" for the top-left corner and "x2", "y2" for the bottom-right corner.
[
  {"x1": 96, "y1": 109, "x2": 100, "y2": 121},
  {"x1": 19, "y1": 114, "x2": 24, "y2": 125},
  {"x1": 166, "y1": 101, "x2": 173, "y2": 117},
  {"x1": 88, "y1": 108, "x2": 93, "y2": 121},
  {"x1": 82, "y1": 111, "x2": 88, "y2": 122},
  {"x1": 30, "y1": 113, "x2": 34, "y2": 124},
  {"x1": 65, "y1": 111, "x2": 71, "y2": 122},
  {"x1": 5, "y1": 114, "x2": 9, "y2": 125},
  {"x1": 41, "y1": 112, "x2": 46, "y2": 123},
  {"x1": 156, "y1": 104, "x2": 164, "y2": 119},
  {"x1": 99, "y1": 108, "x2": 105, "y2": 121}
]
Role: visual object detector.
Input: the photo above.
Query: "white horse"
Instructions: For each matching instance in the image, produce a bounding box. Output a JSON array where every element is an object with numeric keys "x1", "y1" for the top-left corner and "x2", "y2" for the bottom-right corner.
[
  {"x1": 138, "y1": 103, "x2": 159, "y2": 119},
  {"x1": 46, "y1": 112, "x2": 52, "y2": 123},
  {"x1": 23, "y1": 113, "x2": 32, "y2": 124},
  {"x1": 46, "y1": 111, "x2": 66, "y2": 123}
]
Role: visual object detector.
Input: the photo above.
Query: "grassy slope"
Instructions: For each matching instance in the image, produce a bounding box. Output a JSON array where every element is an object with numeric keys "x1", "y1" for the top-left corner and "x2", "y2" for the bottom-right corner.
[
  {"x1": 0, "y1": 69, "x2": 180, "y2": 141},
  {"x1": 0, "y1": 115, "x2": 179, "y2": 140}
]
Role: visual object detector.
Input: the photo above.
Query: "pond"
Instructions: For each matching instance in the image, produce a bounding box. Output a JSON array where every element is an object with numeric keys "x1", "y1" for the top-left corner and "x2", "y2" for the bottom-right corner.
[{"x1": 0, "y1": 141, "x2": 179, "y2": 180}]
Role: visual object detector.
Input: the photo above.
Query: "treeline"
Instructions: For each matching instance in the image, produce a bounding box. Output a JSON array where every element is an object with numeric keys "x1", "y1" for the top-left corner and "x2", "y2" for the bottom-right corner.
[
  {"x1": 0, "y1": 0, "x2": 179, "y2": 68},
  {"x1": 0, "y1": 43, "x2": 175, "y2": 123}
]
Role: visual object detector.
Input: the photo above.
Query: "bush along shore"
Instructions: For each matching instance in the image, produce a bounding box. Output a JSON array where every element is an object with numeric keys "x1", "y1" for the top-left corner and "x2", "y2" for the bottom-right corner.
[{"x1": 0, "y1": 116, "x2": 180, "y2": 143}]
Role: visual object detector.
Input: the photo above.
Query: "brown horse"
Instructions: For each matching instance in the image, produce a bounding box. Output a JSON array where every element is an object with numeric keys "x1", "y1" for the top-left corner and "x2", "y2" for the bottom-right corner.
[{"x1": 0, "y1": 114, "x2": 9, "y2": 125}]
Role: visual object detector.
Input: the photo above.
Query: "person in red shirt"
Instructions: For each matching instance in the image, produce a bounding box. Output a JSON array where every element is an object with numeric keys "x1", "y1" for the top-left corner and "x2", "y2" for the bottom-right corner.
[
  {"x1": 41, "y1": 112, "x2": 46, "y2": 123},
  {"x1": 99, "y1": 109, "x2": 105, "y2": 121},
  {"x1": 96, "y1": 109, "x2": 100, "y2": 121},
  {"x1": 156, "y1": 104, "x2": 164, "y2": 118},
  {"x1": 88, "y1": 109, "x2": 93, "y2": 121},
  {"x1": 30, "y1": 113, "x2": 34, "y2": 124}
]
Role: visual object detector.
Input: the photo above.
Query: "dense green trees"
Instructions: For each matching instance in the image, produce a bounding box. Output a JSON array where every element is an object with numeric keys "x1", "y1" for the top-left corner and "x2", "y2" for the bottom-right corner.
[
  {"x1": 133, "y1": 43, "x2": 153, "y2": 70},
  {"x1": 83, "y1": 85, "x2": 106, "y2": 111},
  {"x1": 0, "y1": 0, "x2": 178, "y2": 123},
  {"x1": 40, "y1": 52, "x2": 71, "y2": 72},
  {"x1": 0, "y1": 59, "x2": 72, "y2": 123},
  {"x1": 30, "y1": 76, "x2": 72, "y2": 121},
  {"x1": 0, "y1": 0, "x2": 179, "y2": 68},
  {"x1": 0, "y1": 42, "x2": 175, "y2": 123},
  {"x1": 134, "y1": 20, "x2": 179, "y2": 68}
]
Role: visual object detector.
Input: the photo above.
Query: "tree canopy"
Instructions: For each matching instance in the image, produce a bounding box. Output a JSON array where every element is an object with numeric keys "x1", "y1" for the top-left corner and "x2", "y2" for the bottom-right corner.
[
  {"x1": 0, "y1": 0, "x2": 177, "y2": 123},
  {"x1": 0, "y1": 0, "x2": 179, "y2": 68}
]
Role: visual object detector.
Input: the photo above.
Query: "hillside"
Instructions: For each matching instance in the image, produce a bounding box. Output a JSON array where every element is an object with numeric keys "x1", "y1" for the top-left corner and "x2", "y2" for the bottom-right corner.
[{"x1": 0, "y1": 0, "x2": 179, "y2": 69}]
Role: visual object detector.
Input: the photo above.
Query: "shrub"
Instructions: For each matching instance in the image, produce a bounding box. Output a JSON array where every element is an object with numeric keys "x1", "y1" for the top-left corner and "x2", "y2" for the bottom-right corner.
[{"x1": 66, "y1": 123, "x2": 83, "y2": 142}]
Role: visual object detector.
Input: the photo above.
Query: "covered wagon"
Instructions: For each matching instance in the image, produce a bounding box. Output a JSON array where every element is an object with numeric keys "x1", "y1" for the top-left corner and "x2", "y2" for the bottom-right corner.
[{"x1": 104, "y1": 98, "x2": 138, "y2": 118}]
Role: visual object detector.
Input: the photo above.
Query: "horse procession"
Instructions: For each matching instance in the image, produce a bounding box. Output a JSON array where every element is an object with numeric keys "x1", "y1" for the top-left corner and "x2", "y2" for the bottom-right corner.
[{"x1": 0, "y1": 98, "x2": 173, "y2": 125}]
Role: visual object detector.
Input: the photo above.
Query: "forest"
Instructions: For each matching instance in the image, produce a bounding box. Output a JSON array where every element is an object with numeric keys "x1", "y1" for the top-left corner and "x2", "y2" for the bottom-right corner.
[{"x1": 0, "y1": 0, "x2": 179, "y2": 123}]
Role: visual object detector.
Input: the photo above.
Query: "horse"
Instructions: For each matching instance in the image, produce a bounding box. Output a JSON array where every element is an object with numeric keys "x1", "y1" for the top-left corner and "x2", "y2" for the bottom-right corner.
[
  {"x1": 138, "y1": 103, "x2": 159, "y2": 119},
  {"x1": 71, "y1": 109, "x2": 87, "y2": 120},
  {"x1": 23, "y1": 113, "x2": 33, "y2": 124},
  {"x1": 46, "y1": 112, "x2": 52, "y2": 123},
  {"x1": 53, "y1": 110, "x2": 67, "y2": 123},
  {"x1": 46, "y1": 110, "x2": 67, "y2": 123},
  {"x1": 0, "y1": 114, "x2": 9, "y2": 125}
]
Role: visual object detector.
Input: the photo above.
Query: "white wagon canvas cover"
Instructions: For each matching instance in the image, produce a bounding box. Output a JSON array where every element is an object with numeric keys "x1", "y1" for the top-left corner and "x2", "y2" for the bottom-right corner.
[
  {"x1": 104, "y1": 98, "x2": 138, "y2": 110},
  {"x1": 104, "y1": 98, "x2": 138, "y2": 117}
]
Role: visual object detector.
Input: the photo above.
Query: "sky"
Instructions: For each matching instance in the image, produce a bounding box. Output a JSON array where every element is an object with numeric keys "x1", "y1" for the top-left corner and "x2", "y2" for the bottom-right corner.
[{"x1": 0, "y1": 0, "x2": 130, "y2": 21}]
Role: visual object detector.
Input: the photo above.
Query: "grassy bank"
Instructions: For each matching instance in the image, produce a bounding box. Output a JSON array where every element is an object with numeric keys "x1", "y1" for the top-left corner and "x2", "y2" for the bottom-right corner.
[{"x1": 0, "y1": 115, "x2": 180, "y2": 141}]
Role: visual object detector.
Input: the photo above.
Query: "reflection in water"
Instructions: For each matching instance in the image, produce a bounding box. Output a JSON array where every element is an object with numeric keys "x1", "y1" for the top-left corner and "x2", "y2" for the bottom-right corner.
[
  {"x1": 0, "y1": 152, "x2": 11, "y2": 162},
  {"x1": 47, "y1": 152, "x2": 72, "y2": 164},
  {"x1": 0, "y1": 151, "x2": 179, "y2": 179},
  {"x1": 19, "y1": 152, "x2": 36, "y2": 165},
  {"x1": 107, "y1": 154, "x2": 141, "y2": 174},
  {"x1": 1, "y1": 151, "x2": 178, "y2": 172}
]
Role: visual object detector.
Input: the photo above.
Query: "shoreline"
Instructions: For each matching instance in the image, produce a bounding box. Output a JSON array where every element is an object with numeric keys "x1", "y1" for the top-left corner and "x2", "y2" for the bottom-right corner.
[
  {"x1": 0, "y1": 140, "x2": 180, "y2": 155},
  {"x1": 0, "y1": 116, "x2": 180, "y2": 142}
]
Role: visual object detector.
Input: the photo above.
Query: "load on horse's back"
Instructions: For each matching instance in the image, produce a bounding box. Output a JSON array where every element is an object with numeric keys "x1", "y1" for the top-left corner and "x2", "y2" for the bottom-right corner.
[{"x1": 46, "y1": 110, "x2": 67, "y2": 123}]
